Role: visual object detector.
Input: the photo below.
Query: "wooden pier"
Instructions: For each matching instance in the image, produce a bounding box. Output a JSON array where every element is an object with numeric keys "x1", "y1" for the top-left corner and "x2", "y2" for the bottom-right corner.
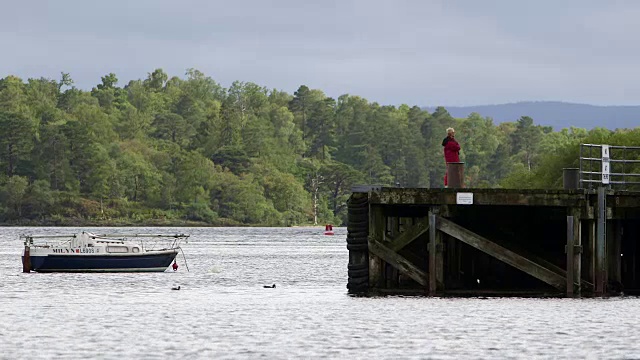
[{"x1": 346, "y1": 186, "x2": 640, "y2": 297}]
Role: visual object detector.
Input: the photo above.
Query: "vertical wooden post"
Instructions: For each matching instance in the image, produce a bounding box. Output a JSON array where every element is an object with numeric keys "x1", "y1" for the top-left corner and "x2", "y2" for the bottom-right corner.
[
  {"x1": 631, "y1": 222, "x2": 637, "y2": 288},
  {"x1": 567, "y1": 214, "x2": 575, "y2": 297},
  {"x1": 587, "y1": 219, "x2": 596, "y2": 288},
  {"x1": 369, "y1": 204, "x2": 385, "y2": 290},
  {"x1": 446, "y1": 234, "x2": 456, "y2": 285},
  {"x1": 428, "y1": 210, "x2": 443, "y2": 295},
  {"x1": 595, "y1": 186, "x2": 607, "y2": 295},
  {"x1": 436, "y1": 230, "x2": 443, "y2": 290},
  {"x1": 605, "y1": 219, "x2": 616, "y2": 293},
  {"x1": 573, "y1": 209, "x2": 582, "y2": 296},
  {"x1": 566, "y1": 208, "x2": 582, "y2": 297},
  {"x1": 456, "y1": 240, "x2": 462, "y2": 284},
  {"x1": 615, "y1": 220, "x2": 622, "y2": 283},
  {"x1": 428, "y1": 211, "x2": 436, "y2": 295},
  {"x1": 607, "y1": 220, "x2": 622, "y2": 285},
  {"x1": 447, "y1": 162, "x2": 465, "y2": 188},
  {"x1": 387, "y1": 216, "x2": 399, "y2": 288}
]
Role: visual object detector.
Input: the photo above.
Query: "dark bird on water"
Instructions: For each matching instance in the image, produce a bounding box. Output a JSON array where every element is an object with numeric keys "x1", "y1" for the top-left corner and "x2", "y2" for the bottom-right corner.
[
  {"x1": 172, "y1": 286, "x2": 181, "y2": 290},
  {"x1": 263, "y1": 284, "x2": 276, "y2": 288}
]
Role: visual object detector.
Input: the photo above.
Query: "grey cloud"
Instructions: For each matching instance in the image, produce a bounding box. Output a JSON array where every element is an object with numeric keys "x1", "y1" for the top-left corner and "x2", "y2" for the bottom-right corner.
[{"x1": 1, "y1": 0, "x2": 640, "y2": 106}]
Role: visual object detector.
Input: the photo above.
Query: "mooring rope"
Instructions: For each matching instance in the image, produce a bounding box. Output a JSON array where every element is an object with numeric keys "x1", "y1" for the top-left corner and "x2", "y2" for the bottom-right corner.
[{"x1": 179, "y1": 247, "x2": 190, "y2": 272}]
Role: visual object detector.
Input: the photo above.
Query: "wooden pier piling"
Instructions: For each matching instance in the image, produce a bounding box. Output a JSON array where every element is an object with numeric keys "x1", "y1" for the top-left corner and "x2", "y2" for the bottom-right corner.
[{"x1": 346, "y1": 187, "x2": 640, "y2": 297}]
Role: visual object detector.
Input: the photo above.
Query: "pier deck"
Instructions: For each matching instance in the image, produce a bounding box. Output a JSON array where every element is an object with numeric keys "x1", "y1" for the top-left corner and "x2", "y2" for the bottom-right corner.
[{"x1": 346, "y1": 187, "x2": 640, "y2": 297}]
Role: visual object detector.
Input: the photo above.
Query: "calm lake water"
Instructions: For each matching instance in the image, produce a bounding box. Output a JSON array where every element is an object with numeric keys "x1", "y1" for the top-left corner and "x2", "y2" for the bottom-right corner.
[{"x1": 2, "y1": 226, "x2": 640, "y2": 359}]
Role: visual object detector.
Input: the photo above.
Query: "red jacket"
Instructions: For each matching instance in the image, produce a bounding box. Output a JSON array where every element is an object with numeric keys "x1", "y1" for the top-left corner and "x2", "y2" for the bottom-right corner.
[{"x1": 442, "y1": 136, "x2": 460, "y2": 163}]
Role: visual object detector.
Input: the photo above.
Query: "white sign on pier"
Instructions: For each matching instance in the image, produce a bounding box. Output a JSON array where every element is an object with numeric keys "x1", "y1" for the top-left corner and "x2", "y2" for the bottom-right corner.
[
  {"x1": 602, "y1": 145, "x2": 610, "y2": 185},
  {"x1": 456, "y1": 192, "x2": 474, "y2": 205}
]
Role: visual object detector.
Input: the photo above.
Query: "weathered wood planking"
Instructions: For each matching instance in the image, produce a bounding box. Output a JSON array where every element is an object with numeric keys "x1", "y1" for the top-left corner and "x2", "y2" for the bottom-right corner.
[
  {"x1": 369, "y1": 240, "x2": 428, "y2": 287},
  {"x1": 436, "y1": 216, "x2": 567, "y2": 290},
  {"x1": 349, "y1": 186, "x2": 640, "y2": 296},
  {"x1": 368, "y1": 188, "x2": 588, "y2": 207},
  {"x1": 388, "y1": 217, "x2": 429, "y2": 252}
]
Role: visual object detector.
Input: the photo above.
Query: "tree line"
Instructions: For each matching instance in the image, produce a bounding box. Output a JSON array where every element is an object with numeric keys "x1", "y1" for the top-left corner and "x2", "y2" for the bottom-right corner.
[{"x1": 0, "y1": 69, "x2": 634, "y2": 225}]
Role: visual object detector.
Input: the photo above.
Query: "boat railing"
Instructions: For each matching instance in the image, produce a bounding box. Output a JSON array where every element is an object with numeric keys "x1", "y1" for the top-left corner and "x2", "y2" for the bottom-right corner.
[
  {"x1": 21, "y1": 233, "x2": 189, "y2": 249},
  {"x1": 91, "y1": 234, "x2": 188, "y2": 250},
  {"x1": 21, "y1": 235, "x2": 78, "y2": 239},
  {"x1": 21, "y1": 233, "x2": 189, "y2": 239},
  {"x1": 90, "y1": 233, "x2": 190, "y2": 238},
  {"x1": 21, "y1": 235, "x2": 74, "y2": 247}
]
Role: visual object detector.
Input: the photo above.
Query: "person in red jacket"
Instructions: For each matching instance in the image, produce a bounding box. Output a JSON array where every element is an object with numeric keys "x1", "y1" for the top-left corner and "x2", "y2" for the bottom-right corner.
[{"x1": 442, "y1": 127, "x2": 460, "y2": 187}]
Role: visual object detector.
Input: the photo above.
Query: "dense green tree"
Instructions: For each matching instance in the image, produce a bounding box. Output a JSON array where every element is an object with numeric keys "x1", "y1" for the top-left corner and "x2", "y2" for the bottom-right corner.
[
  {"x1": 33, "y1": 121, "x2": 72, "y2": 190},
  {"x1": 333, "y1": 95, "x2": 370, "y2": 168},
  {"x1": 173, "y1": 150, "x2": 216, "y2": 204},
  {"x1": 117, "y1": 104, "x2": 153, "y2": 140},
  {"x1": 257, "y1": 165, "x2": 310, "y2": 225},
  {"x1": 511, "y1": 116, "x2": 543, "y2": 171},
  {"x1": 306, "y1": 97, "x2": 336, "y2": 160},
  {"x1": 58, "y1": 72, "x2": 74, "y2": 91},
  {"x1": 0, "y1": 70, "x2": 620, "y2": 226},
  {"x1": 289, "y1": 85, "x2": 312, "y2": 145},
  {"x1": 0, "y1": 75, "x2": 29, "y2": 113},
  {"x1": 211, "y1": 145, "x2": 252, "y2": 174},
  {"x1": 0, "y1": 111, "x2": 36, "y2": 176},
  {"x1": 4, "y1": 175, "x2": 29, "y2": 217},
  {"x1": 297, "y1": 157, "x2": 324, "y2": 225},
  {"x1": 113, "y1": 141, "x2": 162, "y2": 202},
  {"x1": 25, "y1": 179, "x2": 55, "y2": 218},
  {"x1": 321, "y1": 160, "x2": 363, "y2": 218},
  {"x1": 152, "y1": 113, "x2": 192, "y2": 146},
  {"x1": 125, "y1": 79, "x2": 165, "y2": 114},
  {"x1": 214, "y1": 172, "x2": 279, "y2": 224},
  {"x1": 459, "y1": 113, "x2": 499, "y2": 185},
  {"x1": 144, "y1": 69, "x2": 168, "y2": 91},
  {"x1": 25, "y1": 77, "x2": 60, "y2": 120},
  {"x1": 486, "y1": 143, "x2": 512, "y2": 184},
  {"x1": 264, "y1": 103, "x2": 303, "y2": 172},
  {"x1": 92, "y1": 73, "x2": 127, "y2": 111},
  {"x1": 403, "y1": 106, "x2": 430, "y2": 187},
  {"x1": 289, "y1": 85, "x2": 325, "y2": 154}
]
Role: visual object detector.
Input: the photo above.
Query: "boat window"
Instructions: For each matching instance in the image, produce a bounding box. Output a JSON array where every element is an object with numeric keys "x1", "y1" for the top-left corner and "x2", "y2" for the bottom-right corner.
[
  {"x1": 106, "y1": 246, "x2": 129, "y2": 253},
  {"x1": 131, "y1": 247, "x2": 140, "y2": 253}
]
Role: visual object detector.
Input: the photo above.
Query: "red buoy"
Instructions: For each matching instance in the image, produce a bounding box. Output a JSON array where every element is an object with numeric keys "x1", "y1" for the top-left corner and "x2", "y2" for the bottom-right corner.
[
  {"x1": 172, "y1": 260, "x2": 179, "y2": 271},
  {"x1": 324, "y1": 224, "x2": 334, "y2": 236}
]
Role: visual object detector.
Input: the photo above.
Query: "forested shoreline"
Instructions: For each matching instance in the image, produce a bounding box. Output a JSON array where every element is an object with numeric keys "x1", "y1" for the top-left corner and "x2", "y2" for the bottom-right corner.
[{"x1": 0, "y1": 70, "x2": 637, "y2": 226}]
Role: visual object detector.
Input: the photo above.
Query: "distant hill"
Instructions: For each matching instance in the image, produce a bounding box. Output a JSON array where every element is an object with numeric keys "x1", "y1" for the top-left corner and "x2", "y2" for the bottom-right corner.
[{"x1": 426, "y1": 101, "x2": 640, "y2": 130}]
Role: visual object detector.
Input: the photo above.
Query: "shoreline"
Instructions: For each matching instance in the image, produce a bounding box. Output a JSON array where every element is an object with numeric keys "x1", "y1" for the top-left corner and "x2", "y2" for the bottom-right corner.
[{"x1": 0, "y1": 218, "x2": 335, "y2": 227}]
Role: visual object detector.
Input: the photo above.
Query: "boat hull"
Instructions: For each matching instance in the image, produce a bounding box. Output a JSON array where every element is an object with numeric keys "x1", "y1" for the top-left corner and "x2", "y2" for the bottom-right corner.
[{"x1": 23, "y1": 251, "x2": 178, "y2": 273}]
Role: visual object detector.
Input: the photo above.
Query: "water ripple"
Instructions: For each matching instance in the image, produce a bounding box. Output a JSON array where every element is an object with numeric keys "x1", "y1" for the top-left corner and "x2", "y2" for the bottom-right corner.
[{"x1": 3, "y1": 227, "x2": 640, "y2": 359}]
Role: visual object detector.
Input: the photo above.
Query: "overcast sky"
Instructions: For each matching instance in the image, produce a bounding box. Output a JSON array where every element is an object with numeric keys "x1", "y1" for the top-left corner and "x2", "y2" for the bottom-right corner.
[{"x1": 2, "y1": 0, "x2": 639, "y2": 106}]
